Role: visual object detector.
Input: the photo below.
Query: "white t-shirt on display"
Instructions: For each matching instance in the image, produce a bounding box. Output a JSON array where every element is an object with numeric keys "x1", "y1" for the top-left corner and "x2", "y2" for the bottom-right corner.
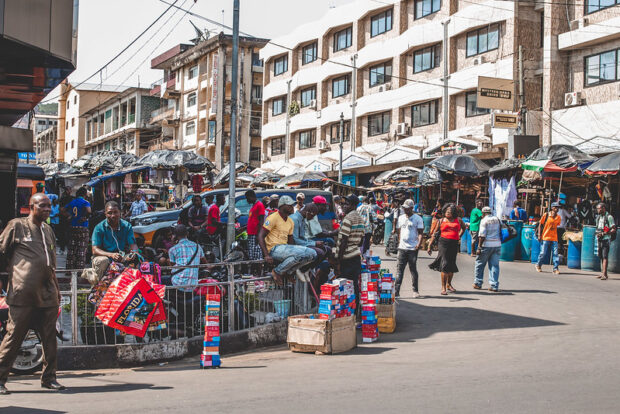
[
  {"x1": 479, "y1": 215, "x2": 502, "y2": 247},
  {"x1": 397, "y1": 213, "x2": 424, "y2": 250}
]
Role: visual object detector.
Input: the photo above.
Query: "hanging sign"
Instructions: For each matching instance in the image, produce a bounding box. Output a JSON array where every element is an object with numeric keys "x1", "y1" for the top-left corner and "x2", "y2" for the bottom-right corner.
[
  {"x1": 492, "y1": 113, "x2": 518, "y2": 129},
  {"x1": 477, "y1": 76, "x2": 515, "y2": 111}
]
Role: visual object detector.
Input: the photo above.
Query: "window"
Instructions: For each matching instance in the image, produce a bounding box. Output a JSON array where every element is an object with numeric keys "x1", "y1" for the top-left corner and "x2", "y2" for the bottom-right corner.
[
  {"x1": 466, "y1": 92, "x2": 490, "y2": 117},
  {"x1": 368, "y1": 112, "x2": 391, "y2": 136},
  {"x1": 66, "y1": 100, "x2": 70, "y2": 109},
  {"x1": 585, "y1": 48, "x2": 620, "y2": 86},
  {"x1": 300, "y1": 87, "x2": 316, "y2": 107},
  {"x1": 251, "y1": 85, "x2": 262, "y2": 100},
  {"x1": 415, "y1": 0, "x2": 441, "y2": 19},
  {"x1": 466, "y1": 24, "x2": 500, "y2": 57},
  {"x1": 71, "y1": 140, "x2": 74, "y2": 149},
  {"x1": 369, "y1": 61, "x2": 392, "y2": 87},
  {"x1": 273, "y1": 55, "x2": 288, "y2": 76},
  {"x1": 252, "y1": 52, "x2": 262, "y2": 67},
  {"x1": 104, "y1": 109, "x2": 112, "y2": 133},
  {"x1": 74, "y1": 96, "x2": 77, "y2": 105},
  {"x1": 38, "y1": 120, "x2": 46, "y2": 126},
  {"x1": 66, "y1": 143, "x2": 68, "y2": 150},
  {"x1": 71, "y1": 118, "x2": 75, "y2": 127},
  {"x1": 371, "y1": 9, "x2": 393, "y2": 37},
  {"x1": 332, "y1": 75, "x2": 350, "y2": 98},
  {"x1": 271, "y1": 137, "x2": 285, "y2": 155},
  {"x1": 414, "y1": 45, "x2": 441, "y2": 73},
  {"x1": 330, "y1": 121, "x2": 351, "y2": 144},
  {"x1": 187, "y1": 92, "x2": 197, "y2": 107},
  {"x1": 185, "y1": 121, "x2": 196, "y2": 136},
  {"x1": 333, "y1": 27, "x2": 352, "y2": 52},
  {"x1": 586, "y1": 0, "x2": 619, "y2": 14},
  {"x1": 411, "y1": 100, "x2": 438, "y2": 127},
  {"x1": 188, "y1": 65, "x2": 198, "y2": 80},
  {"x1": 302, "y1": 42, "x2": 318, "y2": 65},
  {"x1": 272, "y1": 97, "x2": 286, "y2": 116},
  {"x1": 299, "y1": 130, "x2": 316, "y2": 149},
  {"x1": 65, "y1": 121, "x2": 68, "y2": 130}
]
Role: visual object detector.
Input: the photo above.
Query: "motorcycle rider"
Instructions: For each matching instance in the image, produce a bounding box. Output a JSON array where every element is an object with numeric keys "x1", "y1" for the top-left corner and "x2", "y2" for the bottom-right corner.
[{"x1": 0, "y1": 193, "x2": 64, "y2": 394}]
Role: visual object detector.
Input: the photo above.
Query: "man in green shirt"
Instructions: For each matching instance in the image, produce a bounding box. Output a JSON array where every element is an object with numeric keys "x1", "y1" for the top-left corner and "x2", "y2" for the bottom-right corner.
[{"x1": 469, "y1": 199, "x2": 483, "y2": 257}]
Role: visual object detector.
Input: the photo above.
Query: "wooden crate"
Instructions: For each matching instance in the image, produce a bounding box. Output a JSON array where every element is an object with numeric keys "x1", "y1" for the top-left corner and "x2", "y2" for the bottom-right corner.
[
  {"x1": 377, "y1": 303, "x2": 396, "y2": 333},
  {"x1": 287, "y1": 314, "x2": 356, "y2": 354}
]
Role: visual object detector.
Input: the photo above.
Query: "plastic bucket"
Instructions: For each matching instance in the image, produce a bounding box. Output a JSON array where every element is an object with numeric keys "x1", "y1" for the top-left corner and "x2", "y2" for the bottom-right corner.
[
  {"x1": 581, "y1": 225, "x2": 600, "y2": 271},
  {"x1": 567, "y1": 239, "x2": 581, "y2": 269},
  {"x1": 274, "y1": 300, "x2": 291, "y2": 318},
  {"x1": 521, "y1": 225, "x2": 535, "y2": 261}
]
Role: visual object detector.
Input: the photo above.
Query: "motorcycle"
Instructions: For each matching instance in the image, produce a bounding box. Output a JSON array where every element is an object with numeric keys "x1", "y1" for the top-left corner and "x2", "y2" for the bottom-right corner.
[{"x1": 0, "y1": 297, "x2": 66, "y2": 374}]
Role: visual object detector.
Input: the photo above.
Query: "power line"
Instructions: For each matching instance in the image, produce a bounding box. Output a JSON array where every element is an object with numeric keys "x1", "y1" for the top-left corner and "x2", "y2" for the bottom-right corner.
[{"x1": 39, "y1": 0, "x2": 181, "y2": 104}]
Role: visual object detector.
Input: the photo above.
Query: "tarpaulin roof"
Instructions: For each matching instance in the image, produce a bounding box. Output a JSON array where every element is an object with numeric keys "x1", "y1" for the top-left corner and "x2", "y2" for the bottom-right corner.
[
  {"x1": 427, "y1": 154, "x2": 490, "y2": 177},
  {"x1": 373, "y1": 166, "x2": 420, "y2": 186},
  {"x1": 17, "y1": 163, "x2": 45, "y2": 180},
  {"x1": 86, "y1": 165, "x2": 150, "y2": 186},
  {"x1": 521, "y1": 159, "x2": 577, "y2": 173},
  {"x1": 213, "y1": 162, "x2": 249, "y2": 186},
  {"x1": 416, "y1": 166, "x2": 443, "y2": 186},
  {"x1": 135, "y1": 150, "x2": 214, "y2": 172},
  {"x1": 584, "y1": 151, "x2": 620, "y2": 176},
  {"x1": 274, "y1": 171, "x2": 331, "y2": 188},
  {"x1": 525, "y1": 144, "x2": 595, "y2": 170},
  {"x1": 250, "y1": 172, "x2": 282, "y2": 186},
  {"x1": 42, "y1": 162, "x2": 79, "y2": 177},
  {"x1": 90, "y1": 150, "x2": 137, "y2": 172},
  {"x1": 489, "y1": 157, "x2": 523, "y2": 174}
]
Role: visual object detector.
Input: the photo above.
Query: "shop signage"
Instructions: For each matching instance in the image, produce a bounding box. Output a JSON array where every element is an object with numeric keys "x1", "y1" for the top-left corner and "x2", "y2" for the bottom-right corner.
[
  {"x1": 477, "y1": 76, "x2": 515, "y2": 111},
  {"x1": 210, "y1": 53, "x2": 219, "y2": 116},
  {"x1": 208, "y1": 120, "x2": 216, "y2": 143},
  {"x1": 425, "y1": 141, "x2": 477, "y2": 158},
  {"x1": 342, "y1": 174, "x2": 356, "y2": 187},
  {"x1": 492, "y1": 113, "x2": 518, "y2": 129},
  {"x1": 18, "y1": 152, "x2": 36, "y2": 161}
]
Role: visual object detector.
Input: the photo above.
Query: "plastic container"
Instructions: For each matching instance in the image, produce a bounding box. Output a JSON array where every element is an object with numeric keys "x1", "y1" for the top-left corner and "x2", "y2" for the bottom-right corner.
[
  {"x1": 521, "y1": 225, "x2": 535, "y2": 261},
  {"x1": 460, "y1": 218, "x2": 470, "y2": 253},
  {"x1": 608, "y1": 237, "x2": 620, "y2": 273},
  {"x1": 581, "y1": 225, "x2": 600, "y2": 272},
  {"x1": 531, "y1": 234, "x2": 551, "y2": 265},
  {"x1": 567, "y1": 239, "x2": 582, "y2": 269},
  {"x1": 422, "y1": 214, "x2": 432, "y2": 234},
  {"x1": 274, "y1": 300, "x2": 292, "y2": 318}
]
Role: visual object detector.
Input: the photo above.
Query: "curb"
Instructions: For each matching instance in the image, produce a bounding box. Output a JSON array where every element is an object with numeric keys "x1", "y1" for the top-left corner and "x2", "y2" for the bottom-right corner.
[{"x1": 58, "y1": 321, "x2": 288, "y2": 370}]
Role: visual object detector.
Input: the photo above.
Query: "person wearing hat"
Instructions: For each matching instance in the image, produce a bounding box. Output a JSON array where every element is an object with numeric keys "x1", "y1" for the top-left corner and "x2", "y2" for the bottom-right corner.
[
  {"x1": 258, "y1": 195, "x2": 316, "y2": 285},
  {"x1": 473, "y1": 207, "x2": 502, "y2": 292},
  {"x1": 395, "y1": 199, "x2": 425, "y2": 298},
  {"x1": 294, "y1": 193, "x2": 305, "y2": 213},
  {"x1": 535, "y1": 202, "x2": 562, "y2": 274}
]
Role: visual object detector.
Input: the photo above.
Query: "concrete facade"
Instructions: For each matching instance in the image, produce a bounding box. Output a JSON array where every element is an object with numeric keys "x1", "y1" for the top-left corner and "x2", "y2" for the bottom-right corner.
[{"x1": 35, "y1": 125, "x2": 58, "y2": 164}]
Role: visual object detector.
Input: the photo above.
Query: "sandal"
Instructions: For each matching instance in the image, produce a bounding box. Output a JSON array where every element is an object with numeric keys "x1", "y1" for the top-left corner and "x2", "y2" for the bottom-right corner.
[
  {"x1": 447, "y1": 285, "x2": 456, "y2": 293},
  {"x1": 601, "y1": 276, "x2": 608, "y2": 280},
  {"x1": 440, "y1": 290, "x2": 448, "y2": 295}
]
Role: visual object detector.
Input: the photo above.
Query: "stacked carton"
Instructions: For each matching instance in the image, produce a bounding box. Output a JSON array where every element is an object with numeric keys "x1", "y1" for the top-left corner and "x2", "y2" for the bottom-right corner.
[
  {"x1": 318, "y1": 278, "x2": 356, "y2": 320},
  {"x1": 360, "y1": 257, "x2": 382, "y2": 343},
  {"x1": 200, "y1": 293, "x2": 221, "y2": 368},
  {"x1": 379, "y1": 271, "x2": 395, "y2": 305}
]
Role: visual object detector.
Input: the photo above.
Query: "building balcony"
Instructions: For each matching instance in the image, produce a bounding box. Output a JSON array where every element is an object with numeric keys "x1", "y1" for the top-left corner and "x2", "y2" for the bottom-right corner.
[
  {"x1": 250, "y1": 119, "x2": 261, "y2": 136},
  {"x1": 249, "y1": 148, "x2": 261, "y2": 162},
  {"x1": 150, "y1": 107, "x2": 175, "y2": 124}
]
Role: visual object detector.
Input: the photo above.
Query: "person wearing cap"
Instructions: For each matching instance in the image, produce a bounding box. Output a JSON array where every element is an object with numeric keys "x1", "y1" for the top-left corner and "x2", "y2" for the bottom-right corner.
[
  {"x1": 266, "y1": 195, "x2": 279, "y2": 216},
  {"x1": 473, "y1": 207, "x2": 502, "y2": 292},
  {"x1": 336, "y1": 194, "x2": 366, "y2": 311},
  {"x1": 535, "y1": 203, "x2": 562, "y2": 274},
  {"x1": 304, "y1": 195, "x2": 337, "y2": 247},
  {"x1": 395, "y1": 199, "x2": 425, "y2": 298},
  {"x1": 258, "y1": 195, "x2": 316, "y2": 285},
  {"x1": 294, "y1": 193, "x2": 305, "y2": 213}
]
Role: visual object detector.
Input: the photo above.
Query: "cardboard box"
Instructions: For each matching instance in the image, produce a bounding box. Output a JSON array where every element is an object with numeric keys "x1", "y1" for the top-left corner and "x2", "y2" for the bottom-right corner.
[
  {"x1": 287, "y1": 314, "x2": 356, "y2": 354},
  {"x1": 376, "y1": 303, "x2": 396, "y2": 333}
]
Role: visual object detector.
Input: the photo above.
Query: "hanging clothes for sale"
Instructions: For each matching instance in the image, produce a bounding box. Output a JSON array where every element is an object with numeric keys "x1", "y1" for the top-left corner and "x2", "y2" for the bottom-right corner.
[{"x1": 489, "y1": 176, "x2": 517, "y2": 219}]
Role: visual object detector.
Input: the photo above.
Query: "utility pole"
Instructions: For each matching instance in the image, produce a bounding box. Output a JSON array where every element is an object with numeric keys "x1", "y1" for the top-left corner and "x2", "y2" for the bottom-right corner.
[
  {"x1": 518, "y1": 45, "x2": 527, "y2": 135},
  {"x1": 339, "y1": 112, "x2": 344, "y2": 183},
  {"x1": 226, "y1": 0, "x2": 240, "y2": 253},
  {"x1": 441, "y1": 20, "x2": 450, "y2": 142},
  {"x1": 350, "y1": 54, "x2": 357, "y2": 153},
  {"x1": 284, "y1": 79, "x2": 292, "y2": 163}
]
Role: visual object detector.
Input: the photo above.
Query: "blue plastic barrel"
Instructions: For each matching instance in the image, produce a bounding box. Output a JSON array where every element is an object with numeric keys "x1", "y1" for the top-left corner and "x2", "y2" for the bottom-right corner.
[
  {"x1": 531, "y1": 234, "x2": 551, "y2": 265},
  {"x1": 509, "y1": 220, "x2": 523, "y2": 260},
  {"x1": 423, "y1": 214, "x2": 432, "y2": 234},
  {"x1": 521, "y1": 225, "x2": 535, "y2": 261},
  {"x1": 467, "y1": 230, "x2": 472, "y2": 254},
  {"x1": 567, "y1": 239, "x2": 581, "y2": 269},
  {"x1": 581, "y1": 225, "x2": 600, "y2": 271},
  {"x1": 500, "y1": 220, "x2": 518, "y2": 262},
  {"x1": 460, "y1": 218, "x2": 470, "y2": 253},
  {"x1": 608, "y1": 237, "x2": 620, "y2": 273}
]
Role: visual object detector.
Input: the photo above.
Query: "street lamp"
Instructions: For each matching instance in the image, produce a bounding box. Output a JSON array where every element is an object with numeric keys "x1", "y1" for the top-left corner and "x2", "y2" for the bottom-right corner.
[{"x1": 338, "y1": 112, "x2": 344, "y2": 184}]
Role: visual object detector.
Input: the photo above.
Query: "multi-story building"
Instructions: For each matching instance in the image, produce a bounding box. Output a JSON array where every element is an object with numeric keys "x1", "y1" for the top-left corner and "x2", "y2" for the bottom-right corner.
[
  {"x1": 149, "y1": 32, "x2": 269, "y2": 169},
  {"x1": 82, "y1": 87, "x2": 163, "y2": 156},
  {"x1": 544, "y1": 1, "x2": 620, "y2": 153},
  {"x1": 259, "y1": 0, "x2": 544, "y2": 184},
  {"x1": 58, "y1": 82, "x2": 119, "y2": 163},
  {"x1": 35, "y1": 126, "x2": 58, "y2": 164}
]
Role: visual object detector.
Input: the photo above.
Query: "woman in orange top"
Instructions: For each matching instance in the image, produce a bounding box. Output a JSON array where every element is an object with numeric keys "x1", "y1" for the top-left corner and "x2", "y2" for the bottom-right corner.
[{"x1": 427, "y1": 204, "x2": 466, "y2": 295}]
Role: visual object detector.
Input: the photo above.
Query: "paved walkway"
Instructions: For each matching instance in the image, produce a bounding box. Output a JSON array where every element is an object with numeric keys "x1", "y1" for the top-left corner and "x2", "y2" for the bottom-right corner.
[{"x1": 3, "y1": 248, "x2": 620, "y2": 413}]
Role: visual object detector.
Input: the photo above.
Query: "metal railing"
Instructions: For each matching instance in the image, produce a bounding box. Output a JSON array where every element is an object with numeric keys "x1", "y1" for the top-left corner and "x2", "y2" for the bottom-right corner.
[{"x1": 55, "y1": 260, "x2": 303, "y2": 346}]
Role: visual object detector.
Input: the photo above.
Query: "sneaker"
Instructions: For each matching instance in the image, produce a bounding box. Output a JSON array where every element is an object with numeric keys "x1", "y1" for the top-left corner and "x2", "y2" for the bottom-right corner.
[
  {"x1": 535, "y1": 265, "x2": 542, "y2": 272},
  {"x1": 488, "y1": 287, "x2": 499, "y2": 292},
  {"x1": 472, "y1": 284, "x2": 482, "y2": 290},
  {"x1": 412, "y1": 291, "x2": 421, "y2": 298},
  {"x1": 553, "y1": 269, "x2": 560, "y2": 275}
]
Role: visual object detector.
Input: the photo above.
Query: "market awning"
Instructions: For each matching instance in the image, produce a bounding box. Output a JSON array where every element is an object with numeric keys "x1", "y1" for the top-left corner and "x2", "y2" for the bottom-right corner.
[
  {"x1": 86, "y1": 165, "x2": 150, "y2": 186},
  {"x1": 584, "y1": 151, "x2": 620, "y2": 176},
  {"x1": 521, "y1": 159, "x2": 577, "y2": 173}
]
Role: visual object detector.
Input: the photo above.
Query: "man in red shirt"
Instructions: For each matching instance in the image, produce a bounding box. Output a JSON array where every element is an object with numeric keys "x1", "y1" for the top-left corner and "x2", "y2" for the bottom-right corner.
[
  {"x1": 206, "y1": 194, "x2": 225, "y2": 235},
  {"x1": 245, "y1": 190, "x2": 265, "y2": 260}
]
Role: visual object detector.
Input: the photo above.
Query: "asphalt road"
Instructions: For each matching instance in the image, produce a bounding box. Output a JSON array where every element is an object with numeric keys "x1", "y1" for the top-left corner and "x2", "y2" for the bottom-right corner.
[{"x1": 2, "y1": 248, "x2": 620, "y2": 413}]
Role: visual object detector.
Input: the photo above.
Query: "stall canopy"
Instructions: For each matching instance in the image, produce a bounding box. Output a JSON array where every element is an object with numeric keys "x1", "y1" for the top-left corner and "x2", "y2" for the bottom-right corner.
[
  {"x1": 524, "y1": 145, "x2": 595, "y2": 171},
  {"x1": 416, "y1": 166, "x2": 443, "y2": 186},
  {"x1": 17, "y1": 163, "x2": 45, "y2": 180},
  {"x1": 427, "y1": 154, "x2": 490, "y2": 177},
  {"x1": 90, "y1": 150, "x2": 137, "y2": 173},
  {"x1": 274, "y1": 171, "x2": 331, "y2": 188},
  {"x1": 489, "y1": 157, "x2": 523, "y2": 174},
  {"x1": 250, "y1": 172, "x2": 282, "y2": 186},
  {"x1": 135, "y1": 149, "x2": 214, "y2": 172},
  {"x1": 86, "y1": 165, "x2": 150, "y2": 186},
  {"x1": 213, "y1": 162, "x2": 249, "y2": 186},
  {"x1": 42, "y1": 162, "x2": 79, "y2": 177},
  {"x1": 584, "y1": 151, "x2": 620, "y2": 176},
  {"x1": 373, "y1": 166, "x2": 420, "y2": 186}
]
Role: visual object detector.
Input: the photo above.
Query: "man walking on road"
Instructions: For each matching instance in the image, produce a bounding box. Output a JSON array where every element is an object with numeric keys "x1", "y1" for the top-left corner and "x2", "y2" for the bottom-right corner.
[
  {"x1": 595, "y1": 202, "x2": 616, "y2": 280},
  {"x1": 469, "y1": 199, "x2": 483, "y2": 257},
  {"x1": 536, "y1": 202, "x2": 562, "y2": 274},
  {"x1": 395, "y1": 199, "x2": 424, "y2": 298},
  {"x1": 0, "y1": 193, "x2": 65, "y2": 394},
  {"x1": 473, "y1": 207, "x2": 502, "y2": 292}
]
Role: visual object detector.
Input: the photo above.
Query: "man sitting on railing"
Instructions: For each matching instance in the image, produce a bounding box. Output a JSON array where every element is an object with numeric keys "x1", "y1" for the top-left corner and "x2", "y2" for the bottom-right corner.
[
  {"x1": 258, "y1": 196, "x2": 317, "y2": 285},
  {"x1": 165, "y1": 225, "x2": 206, "y2": 291}
]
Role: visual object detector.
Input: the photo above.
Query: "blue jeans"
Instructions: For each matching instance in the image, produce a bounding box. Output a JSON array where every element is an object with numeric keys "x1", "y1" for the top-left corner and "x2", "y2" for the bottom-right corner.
[
  {"x1": 537, "y1": 240, "x2": 559, "y2": 270},
  {"x1": 474, "y1": 246, "x2": 501, "y2": 289},
  {"x1": 270, "y1": 244, "x2": 317, "y2": 276}
]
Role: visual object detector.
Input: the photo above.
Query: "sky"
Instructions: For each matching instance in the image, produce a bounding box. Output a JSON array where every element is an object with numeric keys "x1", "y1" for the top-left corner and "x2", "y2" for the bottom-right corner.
[{"x1": 64, "y1": 0, "x2": 356, "y2": 93}]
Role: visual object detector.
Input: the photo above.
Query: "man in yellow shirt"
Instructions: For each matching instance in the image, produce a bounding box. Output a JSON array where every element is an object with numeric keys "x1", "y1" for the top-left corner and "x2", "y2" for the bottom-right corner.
[{"x1": 258, "y1": 195, "x2": 316, "y2": 284}]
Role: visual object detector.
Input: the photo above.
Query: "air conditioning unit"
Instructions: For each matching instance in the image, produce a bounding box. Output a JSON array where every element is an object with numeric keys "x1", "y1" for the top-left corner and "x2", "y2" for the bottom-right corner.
[
  {"x1": 396, "y1": 122, "x2": 409, "y2": 136},
  {"x1": 473, "y1": 56, "x2": 485, "y2": 65},
  {"x1": 318, "y1": 140, "x2": 330, "y2": 151},
  {"x1": 309, "y1": 99, "x2": 317, "y2": 109},
  {"x1": 565, "y1": 92, "x2": 581, "y2": 107},
  {"x1": 252, "y1": 97, "x2": 262, "y2": 105},
  {"x1": 569, "y1": 17, "x2": 589, "y2": 31}
]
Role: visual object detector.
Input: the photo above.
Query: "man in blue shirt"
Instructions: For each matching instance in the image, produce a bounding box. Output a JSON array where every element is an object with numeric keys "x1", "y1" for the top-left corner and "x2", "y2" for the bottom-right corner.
[
  {"x1": 290, "y1": 203, "x2": 327, "y2": 283},
  {"x1": 129, "y1": 192, "x2": 148, "y2": 218},
  {"x1": 509, "y1": 200, "x2": 527, "y2": 221},
  {"x1": 64, "y1": 187, "x2": 91, "y2": 269},
  {"x1": 92, "y1": 201, "x2": 138, "y2": 263}
]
